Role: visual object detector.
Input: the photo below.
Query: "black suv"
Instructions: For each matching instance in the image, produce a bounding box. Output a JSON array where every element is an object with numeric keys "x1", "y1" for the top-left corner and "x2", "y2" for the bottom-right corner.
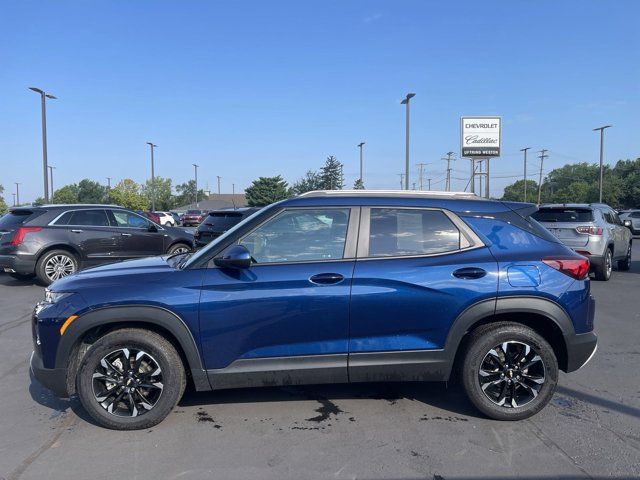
[
  {"x1": 194, "y1": 207, "x2": 261, "y2": 247},
  {"x1": 0, "y1": 204, "x2": 194, "y2": 285}
]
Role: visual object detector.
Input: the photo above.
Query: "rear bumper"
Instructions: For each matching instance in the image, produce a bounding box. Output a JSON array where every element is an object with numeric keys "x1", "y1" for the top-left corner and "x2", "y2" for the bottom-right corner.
[
  {"x1": 30, "y1": 350, "x2": 69, "y2": 397},
  {"x1": 564, "y1": 331, "x2": 598, "y2": 372},
  {"x1": 0, "y1": 254, "x2": 36, "y2": 275}
]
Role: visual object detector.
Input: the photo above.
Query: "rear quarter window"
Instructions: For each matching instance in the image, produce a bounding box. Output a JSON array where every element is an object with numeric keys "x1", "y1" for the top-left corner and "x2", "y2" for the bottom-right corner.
[{"x1": 0, "y1": 210, "x2": 36, "y2": 230}]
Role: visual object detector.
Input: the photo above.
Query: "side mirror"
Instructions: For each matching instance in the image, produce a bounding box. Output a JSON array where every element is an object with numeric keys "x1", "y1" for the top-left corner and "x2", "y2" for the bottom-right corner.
[
  {"x1": 214, "y1": 244, "x2": 252, "y2": 269},
  {"x1": 148, "y1": 223, "x2": 158, "y2": 232}
]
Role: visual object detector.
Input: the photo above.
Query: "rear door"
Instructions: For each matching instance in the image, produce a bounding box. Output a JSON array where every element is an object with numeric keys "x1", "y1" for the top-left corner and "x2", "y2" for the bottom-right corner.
[
  {"x1": 52, "y1": 209, "x2": 119, "y2": 264},
  {"x1": 348, "y1": 207, "x2": 498, "y2": 381},
  {"x1": 107, "y1": 209, "x2": 166, "y2": 258}
]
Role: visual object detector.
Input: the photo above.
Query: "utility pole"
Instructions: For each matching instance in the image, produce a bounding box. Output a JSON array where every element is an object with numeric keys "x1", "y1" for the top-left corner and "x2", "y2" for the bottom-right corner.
[
  {"x1": 192, "y1": 164, "x2": 199, "y2": 207},
  {"x1": 146, "y1": 142, "x2": 158, "y2": 211},
  {"x1": 468, "y1": 159, "x2": 475, "y2": 194},
  {"x1": 412, "y1": 182, "x2": 416, "y2": 190},
  {"x1": 48, "y1": 165, "x2": 55, "y2": 195},
  {"x1": 520, "y1": 147, "x2": 531, "y2": 202},
  {"x1": 15, "y1": 183, "x2": 20, "y2": 205},
  {"x1": 443, "y1": 152, "x2": 455, "y2": 191},
  {"x1": 537, "y1": 149, "x2": 548, "y2": 205},
  {"x1": 416, "y1": 162, "x2": 430, "y2": 190},
  {"x1": 12, "y1": 193, "x2": 16, "y2": 206},
  {"x1": 593, "y1": 125, "x2": 612, "y2": 203},
  {"x1": 400, "y1": 93, "x2": 415, "y2": 190},
  {"x1": 232, "y1": 183, "x2": 235, "y2": 195},
  {"x1": 217, "y1": 176, "x2": 222, "y2": 194},
  {"x1": 29, "y1": 87, "x2": 57, "y2": 203},
  {"x1": 427, "y1": 178, "x2": 432, "y2": 190},
  {"x1": 397, "y1": 173, "x2": 405, "y2": 189},
  {"x1": 357, "y1": 142, "x2": 365, "y2": 184},
  {"x1": 107, "y1": 177, "x2": 112, "y2": 189}
]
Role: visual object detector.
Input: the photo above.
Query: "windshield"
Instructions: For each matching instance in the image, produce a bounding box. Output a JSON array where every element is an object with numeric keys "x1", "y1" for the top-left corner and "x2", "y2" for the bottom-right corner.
[
  {"x1": 186, "y1": 210, "x2": 202, "y2": 215},
  {"x1": 183, "y1": 207, "x2": 265, "y2": 268},
  {"x1": 202, "y1": 212, "x2": 243, "y2": 227},
  {"x1": 532, "y1": 208, "x2": 594, "y2": 223}
]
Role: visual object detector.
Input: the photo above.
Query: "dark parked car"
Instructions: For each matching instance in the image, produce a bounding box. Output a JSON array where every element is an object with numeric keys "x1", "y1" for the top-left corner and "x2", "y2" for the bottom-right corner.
[
  {"x1": 194, "y1": 207, "x2": 261, "y2": 247},
  {"x1": 181, "y1": 209, "x2": 205, "y2": 227},
  {"x1": 169, "y1": 212, "x2": 182, "y2": 226},
  {"x1": 0, "y1": 204, "x2": 194, "y2": 285},
  {"x1": 31, "y1": 191, "x2": 596, "y2": 430}
]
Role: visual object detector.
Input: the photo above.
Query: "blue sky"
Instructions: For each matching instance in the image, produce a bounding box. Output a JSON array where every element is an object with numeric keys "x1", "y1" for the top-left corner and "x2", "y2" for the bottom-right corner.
[{"x1": 1, "y1": 0, "x2": 638, "y2": 203}]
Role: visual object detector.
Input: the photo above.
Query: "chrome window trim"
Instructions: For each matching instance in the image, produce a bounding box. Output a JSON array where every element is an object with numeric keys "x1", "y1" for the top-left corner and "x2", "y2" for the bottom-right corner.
[
  {"x1": 356, "y1": 206, "x2": 485, "y2": 260},
  {"x1": 48, "y1": 208, "x2": 111, "y2": 228}
]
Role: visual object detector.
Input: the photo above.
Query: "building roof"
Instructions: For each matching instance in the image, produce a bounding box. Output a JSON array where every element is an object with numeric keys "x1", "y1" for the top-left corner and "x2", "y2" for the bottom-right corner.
[{"x1": 175, "y1": 193, "x2": 247, "y2": 212}]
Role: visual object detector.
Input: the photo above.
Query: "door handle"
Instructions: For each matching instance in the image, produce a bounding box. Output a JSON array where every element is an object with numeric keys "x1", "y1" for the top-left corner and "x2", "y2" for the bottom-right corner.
[
  {"x1": 70, "y1": 229, "x2": 83, "y2": 233},
  {"x1": 121, "y1": 233, "x2": 132, "y2": 237},
  {"x1": 309, "y1": 273, "x2": 344, "y2": 285},
  {"x1": 453, "y1": 267, "x2": 487, "y2": 279}
]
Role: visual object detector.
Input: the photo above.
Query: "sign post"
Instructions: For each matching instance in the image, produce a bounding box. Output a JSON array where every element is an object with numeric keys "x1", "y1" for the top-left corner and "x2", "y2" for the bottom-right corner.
[{"x1": 460, "y1": 116, "x2": 501, "y2": 198}]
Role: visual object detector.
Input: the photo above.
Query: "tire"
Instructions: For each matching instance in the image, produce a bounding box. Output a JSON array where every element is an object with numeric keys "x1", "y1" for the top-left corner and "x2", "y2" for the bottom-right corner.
[
  {"x1": 461, "y1": 322, "x2": 558, "y2": 421},
  {"x1": 35, "y1": 249, "x2": 79, "y2": 286},
  {"x1": 618, "y1": 242, "x2": 632, "y2": 271},
  {"x1": 167, "y1": 243, "x2": 192, "y2": 255},
  {"x1": 166, "y1": 222, "x2": 174, "y2": 227},
  {"x1": 593, "y1": 247, "x2": 613, "y2": 281},
  {"x1": 76, "y1": 328, "x2": 186, "y2": 430}
]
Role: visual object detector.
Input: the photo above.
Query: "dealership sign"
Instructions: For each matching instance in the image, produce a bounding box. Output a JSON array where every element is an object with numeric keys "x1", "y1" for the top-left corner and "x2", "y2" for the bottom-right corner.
[{"x1": 460, "y1": 116, "x2": 501, "y2": 157}]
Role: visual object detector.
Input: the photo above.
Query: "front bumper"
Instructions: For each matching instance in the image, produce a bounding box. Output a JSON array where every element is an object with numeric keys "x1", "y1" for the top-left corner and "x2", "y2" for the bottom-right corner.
[
  {"x1": 564, "y1": 331, "x2": 598, "y2": 372},
  {"x1": 0, "y1": 254, "x2": 37, "y2": 275},
  {"x1": 30, "y1": 349, "x2": 69, "y2": 397}
]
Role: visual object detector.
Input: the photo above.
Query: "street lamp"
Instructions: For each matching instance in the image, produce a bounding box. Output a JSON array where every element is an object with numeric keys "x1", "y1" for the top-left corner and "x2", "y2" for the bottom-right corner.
[
  {"x1": 48, "y1": 165, "x2": 56, "y2": 196},
  {"x1": 29, "y1": 87, "x2": 57, "y2": 203},
  {"x1": 14, "y1": 183, "x2": 20, "y2": 205},
  {"x1": 146, "y1": 142, "x2": 158, "y2": 211},
  {"x1": 357, "y1": 142, "x2": 365, "y2": 184},
  {"x1": 400, "y1": 93, "x2": 415, "y2": 190},
  {"x1": 520, "y1": 147, "x2": 531, "y2": 202},
  {"x1": 593, "y1": 125, "x2": 612, "y2": 203},
  {"x1": 192, "y1": 164, "x2": 199, "y2": 206}
]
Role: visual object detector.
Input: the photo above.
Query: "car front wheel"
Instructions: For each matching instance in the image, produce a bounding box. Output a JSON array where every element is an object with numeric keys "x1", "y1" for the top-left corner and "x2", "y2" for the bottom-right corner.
[
  {"x1": 461, "y1": 322, "x2": 558, "y2": 421},
  {"x1": 76, "y1": 328, "x2": 186, "y2": 430},
  {"x1": 35, "y1": 249, "x2": 78, "y2": 286},
  {"x1": 167, "y1": 243, "x2": 192, "y2": 255}
]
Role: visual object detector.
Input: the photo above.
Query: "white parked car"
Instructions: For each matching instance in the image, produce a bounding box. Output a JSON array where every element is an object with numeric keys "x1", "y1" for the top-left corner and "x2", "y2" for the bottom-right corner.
[{"x1": 155, "y1": 211, "x2": 176, "y2": 226}]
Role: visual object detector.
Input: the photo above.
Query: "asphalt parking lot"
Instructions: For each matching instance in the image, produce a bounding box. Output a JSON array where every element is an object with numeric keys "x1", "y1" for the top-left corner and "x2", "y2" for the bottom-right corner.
[{"x1": 1, "y1": 245, "x2": 639, "y2": 480}]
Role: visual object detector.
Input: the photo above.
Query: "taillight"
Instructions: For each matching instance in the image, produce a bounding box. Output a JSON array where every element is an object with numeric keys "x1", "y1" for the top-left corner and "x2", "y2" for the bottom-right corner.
[
  {"x1": 576, "y1": 226, "x2": 602, "y2": 235},
  {"x1": 11, "y1": 226, "x2": 43, "y2": 246},
  {"x1": 542, "y1": 257, "x2": 590, "y2": 280}
]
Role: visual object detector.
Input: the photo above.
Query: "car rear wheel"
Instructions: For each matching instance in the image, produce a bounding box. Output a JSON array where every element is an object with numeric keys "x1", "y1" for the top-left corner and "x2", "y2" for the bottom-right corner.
[
  {"x1": 35, "y1": 249, "x2": 78, "y2": 286},
  {"x1": 618, "y1": 242, "x2": 632, "y2": 271},
  {"x1": 167, "y1": 243, "x2": 192, "y2": 255},
  {"x1": 76, "y1": 328, "x2": 186, "y2": 430},
  {"x1": 593, "y1": 248, "x2": 613, "y2": 281},
  {"x1": 461, "y1": 322, "x2": 558, "y2": 421}
]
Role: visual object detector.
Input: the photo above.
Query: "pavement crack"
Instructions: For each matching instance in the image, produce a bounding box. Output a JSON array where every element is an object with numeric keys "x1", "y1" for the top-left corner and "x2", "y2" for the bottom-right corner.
[{"x1": 0, "y1": 313, "x2": 32, "y2": 335}]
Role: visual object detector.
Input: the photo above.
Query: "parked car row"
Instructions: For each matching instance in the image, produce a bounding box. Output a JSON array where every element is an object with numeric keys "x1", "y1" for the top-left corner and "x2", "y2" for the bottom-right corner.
[
  {"x1": 194, "y1": 207, "x2": 261, "y2": 247},
  {"x1": 0, "y1": 204, "x2": 194, "y2": 285}
]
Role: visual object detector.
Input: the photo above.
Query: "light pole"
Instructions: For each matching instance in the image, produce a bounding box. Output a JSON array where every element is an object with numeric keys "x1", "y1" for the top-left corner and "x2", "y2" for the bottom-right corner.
[
  {"x1": 107, "y1": 177, "x2": 112, "y2": 189},
  {"x1": 217, "y1": 176, "x2": 221, "y2": 195},
  {"x1": 29, "y1": 87, "x2": 57, "y2": 203},
  {"x1": 12, "y1": 193, "x2": 16, "y2": 206},
  {"x1": 48, "y1": 165, "x2": 55, "y2": 196},
  {"x1": 192, "y1": 164, "x2": 199, "y2": 206},
  {"x1": 400, "y1": 93, "x2": 415, "y2": 190},
  {"x1": 357, "y1": 142, "x2": 365, "y2": 184},
  {"x1": 520, "y1": 147, "x2": 531, "y2": 202},
  {"x1": 593, "y1": 125, "x2": 612, "y2": 203},
  {"x1": 15, "y1": 183, "x2": 20, "y2": 205},
  {"x1": 146, "y1": 142, "x2": 157, "y2": 211}
]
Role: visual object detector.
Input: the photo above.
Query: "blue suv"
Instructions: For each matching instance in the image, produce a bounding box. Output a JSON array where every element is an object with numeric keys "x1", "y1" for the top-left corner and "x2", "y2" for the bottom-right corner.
[{"x1": 31, "y1": 191, "x2": 597, "y2": 429}]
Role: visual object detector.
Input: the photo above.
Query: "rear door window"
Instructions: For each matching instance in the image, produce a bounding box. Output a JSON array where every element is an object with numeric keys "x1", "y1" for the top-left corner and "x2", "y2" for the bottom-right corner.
[
  {"x1": 0, "y1": 210, "x2": 34, "y2": 230},
  {"x1": 532, "y1": 208, "x2": 594, "y2": 222},
  {"x1": 68, "y1": 209, "x2": 110, "y2": 227},
  {"x1": 368, "y1": 208, "x2": 460, "y2": 257},
  {"x1": 203, "y1": 212, "x2": 243, "y2": 228}
]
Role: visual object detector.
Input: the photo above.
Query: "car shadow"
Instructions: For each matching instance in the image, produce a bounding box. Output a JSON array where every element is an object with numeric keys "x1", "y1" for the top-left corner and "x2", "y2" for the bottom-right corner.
[
  {"x1": 0, "y1": 272, "x2": 41, "y2": 288},
  {"x1": 179, "y1": 381, "x2": 484, "y2": 419}
]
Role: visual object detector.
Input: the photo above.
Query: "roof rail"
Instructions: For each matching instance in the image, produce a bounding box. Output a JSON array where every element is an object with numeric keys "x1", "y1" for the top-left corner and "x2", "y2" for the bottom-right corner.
[{"x1": 298, "y1": 190, "x2": 480, "y2": 199}]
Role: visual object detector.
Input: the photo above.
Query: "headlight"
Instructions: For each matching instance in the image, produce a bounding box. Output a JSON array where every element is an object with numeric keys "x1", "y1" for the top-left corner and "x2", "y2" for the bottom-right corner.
[{"x1": 44, "y1": 289, "x2": 72, "y2": 304}]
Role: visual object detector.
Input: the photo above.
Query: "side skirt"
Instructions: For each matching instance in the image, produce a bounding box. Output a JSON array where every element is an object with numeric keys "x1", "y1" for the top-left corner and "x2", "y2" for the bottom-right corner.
[{"x1": 348, "y1": 350, "x2": 450, "y2": 383}]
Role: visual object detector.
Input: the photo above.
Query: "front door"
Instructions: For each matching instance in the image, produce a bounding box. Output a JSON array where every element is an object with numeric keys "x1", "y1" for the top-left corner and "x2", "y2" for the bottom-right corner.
[
  {"x1": 348, "y1": 207, "x2": 498, "y2": 382},
  {"x1": 199, "y1": 207, "x2": 358, "y2": 389},
  {"x1": 107, "y1": 210, "x2": 166, "y2": 258}
]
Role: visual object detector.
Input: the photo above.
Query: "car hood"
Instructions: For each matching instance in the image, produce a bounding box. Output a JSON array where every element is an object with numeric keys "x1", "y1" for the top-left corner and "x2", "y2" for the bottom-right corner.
[{"x1": 51, "y1": 256, "x2": 174, "y2": 290}]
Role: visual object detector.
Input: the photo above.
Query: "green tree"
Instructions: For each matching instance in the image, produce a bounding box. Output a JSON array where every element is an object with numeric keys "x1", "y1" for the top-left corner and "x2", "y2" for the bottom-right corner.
[
  {"x1": 501, "y1": 179, "x2": 538, "y2": 202},
  {"x1": 319, "y1": 156, "x2": 344, "y2": 190},
  {"x1": 353, "y1": 178, "x2": 365, "y2": 190},
  {"x1": 34, "y1": 196, "x2": 45, "y2": 205},
  {"x1": 77, "y1": 179, "x2": 108, "y2": 204},
  {"x1": 245, "y1": 176, "x2": 291, "y2": 206},
  {"x1": 292, "y1": 170, "x2": 323, "y2": 195},
  {"x1": 142, "y1": 177, "x2": 174, "y2": 210},
  {"x1": 52, "y1": 184, "x2": 80, "y2": 204},
  {"x1": 174, "y1": 180, "x2": 206, "y2": 207},
  {"x1": 0, "y1": 185, "x2": 7, "y2": 214},
  {"x1": 109, "y1": 179, "x2": 149, "y2": 210}
]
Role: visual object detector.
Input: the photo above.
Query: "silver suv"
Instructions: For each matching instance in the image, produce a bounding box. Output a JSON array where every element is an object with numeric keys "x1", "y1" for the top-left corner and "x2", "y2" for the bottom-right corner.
[{"x1": 532, "y1": 204, "x2": 632, "y2": 281}]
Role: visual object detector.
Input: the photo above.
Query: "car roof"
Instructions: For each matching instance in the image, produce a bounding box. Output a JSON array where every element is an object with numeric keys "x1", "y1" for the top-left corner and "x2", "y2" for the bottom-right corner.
[
  {"x1": 12, "y1": 204, "x2": 123, "y2": 211},
  {"x1": 539, "y1": 203, "x2": 611, "y2": 210}
]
